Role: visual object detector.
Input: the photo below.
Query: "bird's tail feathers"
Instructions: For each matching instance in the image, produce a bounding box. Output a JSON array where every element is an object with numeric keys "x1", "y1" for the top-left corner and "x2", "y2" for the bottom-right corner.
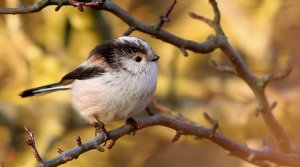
[{"x1": 19, "y1": 83, "x2": 71, "y2": 98}]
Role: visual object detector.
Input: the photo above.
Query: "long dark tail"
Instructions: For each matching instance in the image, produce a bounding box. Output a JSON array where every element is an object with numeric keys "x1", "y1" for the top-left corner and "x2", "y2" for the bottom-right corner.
[{"x1": 19, "y1": 83, "x2": 71, "y2": 98}]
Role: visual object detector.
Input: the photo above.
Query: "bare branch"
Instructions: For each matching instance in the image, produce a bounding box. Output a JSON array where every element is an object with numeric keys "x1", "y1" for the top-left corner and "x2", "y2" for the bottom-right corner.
[
  {"x1": 260, "y1": 67, "x2": 292, "y2": 88},
  {"x1": 203, "y1": 112, "x2": 219, "y2": 138},
  {"x1": 189, "y1": 0, "x2": 224, "y2": 35},
  {"x1": 155, "y1": 0, "x2": 177, "y2": 30},
  {"x1": 123, "y1": 27, "x2": 136, "y2": 36},
  {"x1": 219, "y1": 41, "x2": 293, "y2": 153},
  {"x1": 208, "y1": 0, "x2": 224, "y2": 35},
  {"x1": 0, "y1": 0, "x2": 50, "y2": 14},
  {"x1": 0, "y1": 0, "x2": 224, "y2": 54},
  {"x1": 189, "y1": 12, "x2": 214, "y2": 27},
  {"x1": 34, "y1": 115, "x2": 300, "y2": 167},
  {"x1": 171, "y1": 130, "x2": 184, "y2": 143},
  {"x1": 24, "y1": 127, "x2": 43, "y2": 163},
  {"x1": 179, "y1": 47, "x2": 189, "y2": 57}
]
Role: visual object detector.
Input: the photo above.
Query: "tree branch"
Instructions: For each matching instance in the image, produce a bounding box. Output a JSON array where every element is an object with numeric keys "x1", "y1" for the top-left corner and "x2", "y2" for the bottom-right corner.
[
  {"x1": 155, "y1": 0, "x2": 177, "y2": 30},
  {"x1": 34, "y1": 115, "x2": 300, "y2": 167},
  {"x1": 24, "y1": 127, "x2": 43, "y2": 164}
]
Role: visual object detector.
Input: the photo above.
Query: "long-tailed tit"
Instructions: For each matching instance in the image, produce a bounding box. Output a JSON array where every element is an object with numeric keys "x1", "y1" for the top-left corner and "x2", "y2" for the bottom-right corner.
[{"x1": 20, "y1": 36, "x2": 159, "y2": 125}]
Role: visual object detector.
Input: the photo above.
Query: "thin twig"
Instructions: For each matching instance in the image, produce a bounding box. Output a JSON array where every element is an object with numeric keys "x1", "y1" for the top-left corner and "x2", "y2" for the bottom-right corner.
[
  {"x1": 203, "y1": 112, "x2": 219, "y2": 138},
  {"x1": 155, "y1": 0, "x2": 177, "y2": 30},
  {"x1": 171, "y1": 130, "x2": 184, "y2": 143},
  {"x1": 189, "y1": 12, "x2": 214, "y2": 27},
  {"x1": 261, "y1": 67, "x2": 292, "y2": 88},
  {"x1": 24, "y1": 127, "x2": 43, "y2": 163},
  {"x1": 123, "y1": 27, "x2": 136, "y2": 36}
]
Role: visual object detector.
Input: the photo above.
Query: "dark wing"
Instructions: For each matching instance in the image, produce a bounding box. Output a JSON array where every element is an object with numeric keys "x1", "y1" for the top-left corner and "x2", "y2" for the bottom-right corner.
[{"x1": 60, "y1": 66, "x2": 106, "y2": 84}]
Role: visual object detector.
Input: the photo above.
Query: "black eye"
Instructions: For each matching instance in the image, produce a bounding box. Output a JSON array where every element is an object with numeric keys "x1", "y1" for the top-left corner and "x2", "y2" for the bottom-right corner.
[{"x1": 134, "y1": 56, "x2": 142, "y2": 62}]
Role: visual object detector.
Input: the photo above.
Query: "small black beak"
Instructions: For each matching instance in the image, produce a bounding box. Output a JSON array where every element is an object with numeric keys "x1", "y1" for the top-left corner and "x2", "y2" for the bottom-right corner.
[{"x1": 151, "y1": 55, "x2": 160, "y2": 62}]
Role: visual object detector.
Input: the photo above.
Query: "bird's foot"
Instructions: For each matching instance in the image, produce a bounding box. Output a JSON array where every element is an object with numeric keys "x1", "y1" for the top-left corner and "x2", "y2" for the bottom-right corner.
[
  {"x1": 93, "y1": 116, "x2": 110, "y2": 140},
  {"x1": 126, "y1": 117, "x2": 139, "y2": 135}
]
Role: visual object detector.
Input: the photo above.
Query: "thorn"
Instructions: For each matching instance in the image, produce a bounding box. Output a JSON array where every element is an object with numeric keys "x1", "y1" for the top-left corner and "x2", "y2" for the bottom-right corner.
[
  {"x1": 171, "y1": 130, "x2": 184, "y2": 143},
  {"x1": 155, "y1": 0, "x2": 177, "y2": 30},
  {"x1": 203, "y1": 112, "x2": 219, "y2": 138},
  {"x1": 55, "y1": 2, "x2": 63, "y2": 11},
  {"x1": 123, "y1": 27, "x2": 136, "y2": 36},
  {"x1": 24, "y1": 127, "x2": 43, "y2": 163},
  {"x1": 57, "y1": 148, "x2": 64, "y2": 154},
  {"x1": 189, "y1": 12, "x2": 214, "y2": 27},
  {"x1": 76, "y1": 136, "x2": 82, "y2": 146},
  {"x1": 107, "y1": 140, "x2": 116, "y2": 149},
  {"x1": 179, "y1": 47, "x2": 188, "y2": 57}
]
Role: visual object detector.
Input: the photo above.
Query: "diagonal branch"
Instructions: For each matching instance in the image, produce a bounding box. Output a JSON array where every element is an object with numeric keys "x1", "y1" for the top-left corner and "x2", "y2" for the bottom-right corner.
[
  {"x1": 155, "y1": 0, "x2": 177, "y2": 30},
  {"x1": 24, "y1": 127, "x2": 43, "y2": 163}
]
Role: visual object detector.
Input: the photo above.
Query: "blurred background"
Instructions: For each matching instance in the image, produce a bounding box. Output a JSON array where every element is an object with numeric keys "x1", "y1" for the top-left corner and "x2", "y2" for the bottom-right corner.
[{"x1": 0, "y1": 0, "x2": 300, "y2": 166}]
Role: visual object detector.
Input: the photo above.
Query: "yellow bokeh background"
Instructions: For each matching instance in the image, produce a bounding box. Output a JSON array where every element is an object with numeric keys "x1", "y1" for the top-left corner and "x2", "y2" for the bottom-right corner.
[{"x1": 0, "y1": 0, "x2": 300, "y2": 167}]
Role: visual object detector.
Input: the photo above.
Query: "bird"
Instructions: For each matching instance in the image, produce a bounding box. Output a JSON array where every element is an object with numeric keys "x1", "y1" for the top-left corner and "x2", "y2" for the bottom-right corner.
[{"x1": 20, "y1": 36, "x2": 159, "y2": 130}]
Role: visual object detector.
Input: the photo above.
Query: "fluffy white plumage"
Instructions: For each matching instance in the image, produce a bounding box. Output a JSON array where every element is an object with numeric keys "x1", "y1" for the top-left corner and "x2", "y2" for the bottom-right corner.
[
  {"x1": 71, "y1": 60, "x2": 157, "y2": 123},
  {"x1": 20, "y1": 36, "x2": 159, "y2": 124}
]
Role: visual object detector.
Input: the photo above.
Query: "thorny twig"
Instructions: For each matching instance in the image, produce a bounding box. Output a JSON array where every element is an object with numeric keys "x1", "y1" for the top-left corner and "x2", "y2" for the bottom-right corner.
[
  {"x1": 24, "y1": 127, "x2": 43, "y2": 163},
  {"x1": 203, "y1": 112, "x2": 219, "y2": 138}
]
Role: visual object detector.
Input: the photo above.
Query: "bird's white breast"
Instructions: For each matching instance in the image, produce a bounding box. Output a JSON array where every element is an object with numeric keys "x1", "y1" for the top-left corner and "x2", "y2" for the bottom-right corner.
[{"x1": 70, "y1": 63, "x2": 157, "y2": 123}]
